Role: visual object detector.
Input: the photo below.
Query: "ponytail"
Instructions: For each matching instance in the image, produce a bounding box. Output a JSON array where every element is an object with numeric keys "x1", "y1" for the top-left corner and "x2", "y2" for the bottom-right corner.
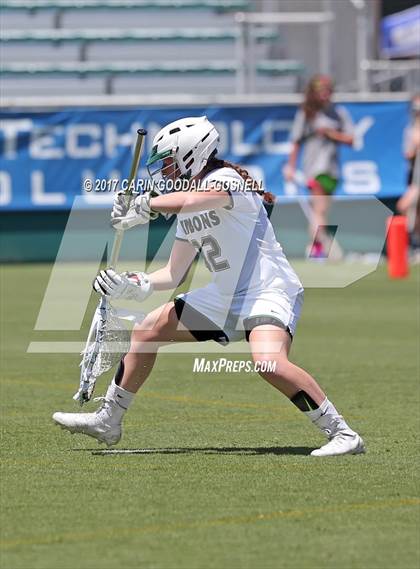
[{"x1": 199, "y1": 152, "x2": 276, "y2": 204}]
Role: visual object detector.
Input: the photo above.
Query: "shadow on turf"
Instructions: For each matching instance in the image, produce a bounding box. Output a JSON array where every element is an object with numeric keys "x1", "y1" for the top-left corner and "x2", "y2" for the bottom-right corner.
[{"x1": 72, "y1": 446, "x2": 315, "y2": 456}]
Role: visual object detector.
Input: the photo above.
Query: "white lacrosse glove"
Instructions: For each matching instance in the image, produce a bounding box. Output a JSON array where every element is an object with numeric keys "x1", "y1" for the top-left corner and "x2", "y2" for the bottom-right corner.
[
  {"x1": 93, "y1": 268, "x2": 153, "y2": 302},
  {"x1": 111, "y1": 191, "x2": 159, "y2": 230}
]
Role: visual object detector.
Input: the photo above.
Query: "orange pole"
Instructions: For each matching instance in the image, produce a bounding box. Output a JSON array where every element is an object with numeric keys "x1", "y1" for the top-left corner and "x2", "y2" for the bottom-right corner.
[{"x1": 386, "y1": 215, "x2": 409, "y2": 279}]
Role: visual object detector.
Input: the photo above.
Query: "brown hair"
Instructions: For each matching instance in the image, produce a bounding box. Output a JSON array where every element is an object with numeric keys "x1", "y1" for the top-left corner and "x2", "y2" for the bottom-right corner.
[
  {"x1": 198, "y1": 152, "x2": 276, "y2": 204},
  {"x1": 302, "y1": 74, "x2": 334, "y2": 121}
]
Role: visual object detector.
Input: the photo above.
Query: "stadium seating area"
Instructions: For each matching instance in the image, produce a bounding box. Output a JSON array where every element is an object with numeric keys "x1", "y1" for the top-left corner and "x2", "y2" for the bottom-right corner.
[{"x1": 1, "y1": 0, "x2": 305, "y2": 96}]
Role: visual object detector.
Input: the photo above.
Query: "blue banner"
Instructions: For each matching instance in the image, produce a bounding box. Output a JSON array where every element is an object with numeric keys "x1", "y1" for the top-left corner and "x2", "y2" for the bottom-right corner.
[{"x1": 0, "y1": 101, "x2": 409, "y2": 211}]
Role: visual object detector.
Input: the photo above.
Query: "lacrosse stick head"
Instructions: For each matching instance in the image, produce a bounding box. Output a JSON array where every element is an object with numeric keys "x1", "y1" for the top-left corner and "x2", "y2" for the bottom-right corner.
[{"x1": 74, "y1": 298, "x2": 131, "y2": 405}]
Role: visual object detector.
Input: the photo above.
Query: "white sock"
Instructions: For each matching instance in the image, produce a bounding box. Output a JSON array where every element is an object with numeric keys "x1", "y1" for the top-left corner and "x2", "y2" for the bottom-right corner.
[
  {"x1": 304, "y1": 398, "x2": 355, "y2": 437},
  {"x1": 106, "y1": 380, "x2": 134, "y2": 410},
  {"x1": 101, "y1": 380, "x2": 135, "y2": 423}
]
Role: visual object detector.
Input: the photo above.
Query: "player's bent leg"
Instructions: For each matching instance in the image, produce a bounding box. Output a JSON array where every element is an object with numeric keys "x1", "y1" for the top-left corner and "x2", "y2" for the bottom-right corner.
[
  {"x1": 248, "y1": 325, "x2": 365, "y2": 457},
  {"x1": 248, "y1": 325, "x2": 325, "y2": 401},
  {"x1": 53, "y1": 303, "x2": 196, "y2": 446},
  {"x1": 120, "y1": 302, "x2": 195, "y2": 393}
]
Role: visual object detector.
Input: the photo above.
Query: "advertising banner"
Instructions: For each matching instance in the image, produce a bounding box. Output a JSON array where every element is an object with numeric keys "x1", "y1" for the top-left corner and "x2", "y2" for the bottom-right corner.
[{"x1": 0, "y1": 101, "x2": 408, "y2": 211}]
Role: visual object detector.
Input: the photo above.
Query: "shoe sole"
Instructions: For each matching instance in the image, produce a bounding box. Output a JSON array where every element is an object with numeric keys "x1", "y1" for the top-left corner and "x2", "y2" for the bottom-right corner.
[
  {"x1": 53, "y1": 419, "x2": 120, "y2": 447},
  {"x1": 311, "y1": 439, "x2": 366, "y2": 457}
]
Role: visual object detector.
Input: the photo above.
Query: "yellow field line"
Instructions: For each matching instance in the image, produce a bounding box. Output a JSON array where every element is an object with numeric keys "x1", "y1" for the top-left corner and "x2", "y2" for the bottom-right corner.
[
  {"x1": 0, "y1": 379, "x2": 294, "y2": 415},
  {"x1": 142, "y1": 391, "x2": 294, "y2": 415},
  {"x1": 0, "y1": 379, "x2": 74, "y2": 390},
  {"x1": 0, "y1": 458, "x2": 321, "y2": 471},
  {"x1": 1, "y1": 498, "x2": 419, "y2": 550}
]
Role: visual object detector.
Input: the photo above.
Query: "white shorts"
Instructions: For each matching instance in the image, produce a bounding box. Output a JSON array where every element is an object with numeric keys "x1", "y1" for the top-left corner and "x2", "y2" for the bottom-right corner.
[{"x1": 174, "y1": 283, "x2": 304, "y2": 345}]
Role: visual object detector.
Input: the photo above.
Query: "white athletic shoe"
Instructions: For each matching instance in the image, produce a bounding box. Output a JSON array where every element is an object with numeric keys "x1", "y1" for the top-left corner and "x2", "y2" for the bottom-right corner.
[
  {"x1": 310, "y1": 431, "x2": 366, "y2": 457},
  {"x1": 53, "y1": 397, "x2": 122, "y2": 446}
]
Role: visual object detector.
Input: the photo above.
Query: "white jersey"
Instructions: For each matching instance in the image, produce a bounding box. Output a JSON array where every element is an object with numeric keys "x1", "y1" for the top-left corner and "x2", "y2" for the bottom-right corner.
[{"x1": 175, "y1": 167, "x2": 303, "y2": 299}]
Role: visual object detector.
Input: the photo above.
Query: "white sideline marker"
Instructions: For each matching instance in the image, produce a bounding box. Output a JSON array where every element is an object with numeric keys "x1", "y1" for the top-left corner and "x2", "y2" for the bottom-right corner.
[{"x1": 92, "y1": 448, "x2": 175, "y2": 455}]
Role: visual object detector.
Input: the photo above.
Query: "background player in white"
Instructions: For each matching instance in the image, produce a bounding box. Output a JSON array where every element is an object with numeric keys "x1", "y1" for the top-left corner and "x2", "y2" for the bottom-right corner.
[
  {"x1": 284, "y1": 75, "x2": 354, "y2": 259},
  {"x1": 53, "y1": 116, "x2": 365, "y2": 457}
]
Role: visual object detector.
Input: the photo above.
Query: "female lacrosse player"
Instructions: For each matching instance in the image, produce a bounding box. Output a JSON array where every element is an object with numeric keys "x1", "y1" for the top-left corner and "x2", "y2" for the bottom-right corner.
[
  {"x1": 284, "y1": 75, "x2": 354, "y2": 258},
  {"x1": 53, "y1": 116, "x2": 365, "y2": 457}
]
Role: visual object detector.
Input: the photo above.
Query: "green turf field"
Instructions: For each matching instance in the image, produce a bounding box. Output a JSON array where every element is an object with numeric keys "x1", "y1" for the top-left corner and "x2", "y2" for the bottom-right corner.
[{"x1": 1, "y1": 262, "x2": 419, "y2": 569}]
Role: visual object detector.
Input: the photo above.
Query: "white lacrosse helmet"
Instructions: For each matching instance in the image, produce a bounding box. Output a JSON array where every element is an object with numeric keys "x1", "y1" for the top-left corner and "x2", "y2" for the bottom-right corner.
[{"x1": 146, "y1": 116, "x2": 219, "y2": 188}]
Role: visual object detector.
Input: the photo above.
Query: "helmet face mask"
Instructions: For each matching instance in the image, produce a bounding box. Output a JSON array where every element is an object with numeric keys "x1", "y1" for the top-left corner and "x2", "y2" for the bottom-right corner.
[{"x1": 147, "y1": 148, "x2": 183, "y2": 193}]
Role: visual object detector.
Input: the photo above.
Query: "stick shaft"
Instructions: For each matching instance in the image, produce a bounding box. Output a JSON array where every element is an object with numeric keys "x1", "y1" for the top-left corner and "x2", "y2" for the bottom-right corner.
[
  {"x1": 109, "y1": 229, "x2": 124, "y2": 268},
  {"x1": 109, "y1": 128, "x2": 147, "y2": 268}
]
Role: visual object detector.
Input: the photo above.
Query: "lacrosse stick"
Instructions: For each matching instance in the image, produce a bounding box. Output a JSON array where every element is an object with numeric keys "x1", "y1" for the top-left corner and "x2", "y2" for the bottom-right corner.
[
  {"x1": 74, "y1": 129, "x2": 148, "y2": 405},
  {"x1": 283, "y1": 167, "x2": 314, "y2": 224}
]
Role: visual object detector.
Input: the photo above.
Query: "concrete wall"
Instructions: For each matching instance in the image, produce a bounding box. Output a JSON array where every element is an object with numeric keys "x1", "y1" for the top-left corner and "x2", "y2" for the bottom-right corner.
[{"x1": 263, "y1": 0, "x2": 378, "y2": 90}]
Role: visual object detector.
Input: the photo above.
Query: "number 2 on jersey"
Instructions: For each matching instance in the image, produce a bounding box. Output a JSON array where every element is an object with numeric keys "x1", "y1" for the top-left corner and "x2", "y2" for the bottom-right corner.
[{"x1": 191, "y1": 236, "x2": 230, "y2": 272}]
